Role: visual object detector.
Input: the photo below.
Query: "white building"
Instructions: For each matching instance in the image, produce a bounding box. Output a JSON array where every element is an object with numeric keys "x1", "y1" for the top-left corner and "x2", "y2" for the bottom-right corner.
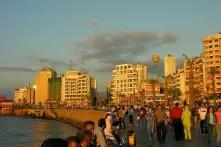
[
  {"x1": 110, "y1": 64, "x2": 147, "y2": 104},
  {"x1": 14, "y1": 86, "x2": 29, "y2": 103},
  {"x1": 61, "y1": 70, "x2": 96, "y2": 105},
  {"x1": 164, "y1": 54, "x2": 176, "y2": 77}
]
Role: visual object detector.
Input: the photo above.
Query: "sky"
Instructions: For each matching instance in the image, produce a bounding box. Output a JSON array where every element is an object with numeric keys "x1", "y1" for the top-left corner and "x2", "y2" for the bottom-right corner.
[{"x1": 0, "y1": 0, "x2": 221, "y2": 98}]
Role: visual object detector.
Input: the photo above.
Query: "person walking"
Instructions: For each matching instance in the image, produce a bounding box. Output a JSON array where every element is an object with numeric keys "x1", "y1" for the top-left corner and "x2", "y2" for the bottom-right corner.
[
  {"x1": 128, "y1": 106, "x2": 134, "y2": 127},
  {"x1": 181, "y1": 105, "x2": 192, "y2": 142},
  {"x1": 205, "y1": 106, "x2": 215, "y2": 144},
  {"x1": 94, "y1": 118, "x2": 107, "y2": 147},
  {"x1": 104, "y1": 114, "x2": 119, "y2": 146},
  {"x1": 170, "y1": 103, "x2": 183, "y2": 141},
  {"x1": 145, "y1": 108, "x2": 156, "y2": 146},
  {"x1": 198, "y1": 103, "x2": 208, "y2": 135},
  {"x1": 139, "y1": 107, "x2": 147, "y2": 131},
  {"x1": 215, "y1": 105, "x2": 221, "y2": 146},
  {"x1": 154, "y1": 105, "x2": 167, "y2": 144},
  {"x1": 117, "y1": 107, "x2": 126, "y2": 129}
]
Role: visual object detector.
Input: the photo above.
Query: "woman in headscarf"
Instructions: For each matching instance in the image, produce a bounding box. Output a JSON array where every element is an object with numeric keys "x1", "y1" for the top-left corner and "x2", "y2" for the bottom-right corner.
[{"x1": 181, "y1": 105, "x2": 192, "y2": 142}]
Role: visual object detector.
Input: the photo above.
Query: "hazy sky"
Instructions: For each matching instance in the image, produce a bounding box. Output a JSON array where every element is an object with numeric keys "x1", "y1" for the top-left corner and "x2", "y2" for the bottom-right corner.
[{"x1": 0, "y1": 0, "x2": 221, "y2": 98}]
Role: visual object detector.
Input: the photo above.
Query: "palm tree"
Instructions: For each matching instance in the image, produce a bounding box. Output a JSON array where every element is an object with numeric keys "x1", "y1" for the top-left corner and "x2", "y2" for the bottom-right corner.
[
  {"x1": 149, "y1": 79, "x2": 158, "y2": 105},
  {"x1": 208, "y1": 67, "x2": 219, "y2": 105},
  {"x1": 168, "y1": 88, "x2": 181, "y2": 100},
  {"x1": 138, "y1": 89, "x2": 145, "y2": 104},
  {"x1": 182, "y1": 54, "x2": 194, "y2": 107}
]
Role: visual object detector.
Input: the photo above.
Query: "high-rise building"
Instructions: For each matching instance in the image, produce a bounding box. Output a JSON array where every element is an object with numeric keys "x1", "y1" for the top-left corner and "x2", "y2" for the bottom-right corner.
[
  {"x1": 110, "y1": 64, "x2": 147, "y2": 104},
  {"x1": 35, "y1": 67, "x2": 56, "y2": 105},
  {"x1": 202, "y1": 33, "x2": 221, "y2": 94},
  {"x1": 164, "y1": 54, "x2": 176, "y2": 77},
  {"x1": 61, "y1": 70, "x2": 96, "y2": 106},
  {"x1": 48, "y1": 75, "x2": 61, "y2": 102}
]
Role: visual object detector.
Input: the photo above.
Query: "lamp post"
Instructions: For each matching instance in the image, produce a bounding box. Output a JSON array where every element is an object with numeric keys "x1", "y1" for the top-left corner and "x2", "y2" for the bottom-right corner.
[{"x1": 33, "y1": 85, "x2": 37, "y2": 105}]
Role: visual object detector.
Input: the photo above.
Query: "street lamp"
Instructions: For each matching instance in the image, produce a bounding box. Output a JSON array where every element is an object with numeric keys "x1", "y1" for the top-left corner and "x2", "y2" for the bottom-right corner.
[{"x1": 33, "y1": 85, "x2": 37, "y2": 105}]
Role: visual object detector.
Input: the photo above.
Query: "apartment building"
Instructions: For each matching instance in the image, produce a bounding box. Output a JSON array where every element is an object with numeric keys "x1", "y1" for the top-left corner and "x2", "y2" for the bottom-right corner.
[
  {"x1": 61, "y1": 70, "x2": 96, "y2": 106},
  {"x1": 110, "y1": 64, "x2": 147, "y2": 104},
  {"x1": 202, "y1": 33, "x2": 221, "y2": 94}
]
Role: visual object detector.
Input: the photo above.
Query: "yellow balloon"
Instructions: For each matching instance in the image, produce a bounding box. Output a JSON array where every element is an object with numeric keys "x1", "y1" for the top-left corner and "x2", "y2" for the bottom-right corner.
[{"x1": 152, "y1": 55, "x2": 160, "y2": 64}]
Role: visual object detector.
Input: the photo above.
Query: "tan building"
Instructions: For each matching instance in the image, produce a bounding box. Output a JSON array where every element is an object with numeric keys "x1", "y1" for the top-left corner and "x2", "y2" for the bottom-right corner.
[
  {"x1": 164, "y1": 54, "x2": 176, "y2": 77},
  {"x1": 35, "y1": 67, "x2": 56, "y2": 105},
  {"x1": 171, "y1": 67, "x2": 185, "y2": 99},
  {"x1": 61, "y1": 70, "x2": 96, "y2": 106},
  {"x1": 202, "y1": 33, "x2": 221, "y2": 94},
  {"x1": 110, "y1": 64, "x2": 147, "y2": 104},
  {"x1": 171, "y1": 55, "x2": 205, "y2": 102}
]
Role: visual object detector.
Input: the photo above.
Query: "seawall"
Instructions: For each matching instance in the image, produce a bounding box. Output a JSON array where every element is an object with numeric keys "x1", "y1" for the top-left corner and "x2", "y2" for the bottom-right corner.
[{"x1": 11, "y1": 108, "x2": 107, "y2": 129}]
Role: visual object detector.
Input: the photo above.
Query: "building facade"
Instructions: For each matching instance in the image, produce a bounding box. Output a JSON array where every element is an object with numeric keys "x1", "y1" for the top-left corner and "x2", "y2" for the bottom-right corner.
[
  {"x1": 110, "y1": 64, "x2": 147, "y2": 104},
  {"x1": 48, "y1": 76, "x2": 61, "y2": 102},
  {"x1": 61, "y1": 70, "x2": 96, "y2": 106},
  {"x1": 164, "y1": 54, "x2": 176, "y2": 77},
  {"x1": 35, "y1": 67, "x2": 56, "y2": 105},
  {"x1": 14, "y1": 86, "x2": 30, "y2": 103},
  {"x1": 202, "y1": 33, "x2": 221, "y2": 94},
  {"x1": 171, "y1": 55, "x2": 205, "y2": 103}
]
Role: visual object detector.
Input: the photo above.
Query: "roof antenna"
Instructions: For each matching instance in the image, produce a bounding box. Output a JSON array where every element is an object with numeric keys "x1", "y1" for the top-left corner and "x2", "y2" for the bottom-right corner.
[{"x1": 69, "y1": 59, "x2": 72, "y2": 70}]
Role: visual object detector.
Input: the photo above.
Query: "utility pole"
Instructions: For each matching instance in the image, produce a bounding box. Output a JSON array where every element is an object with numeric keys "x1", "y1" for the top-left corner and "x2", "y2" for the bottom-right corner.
[{"x1": 29, "y1": 82, "x2": 31, "y2": 105}]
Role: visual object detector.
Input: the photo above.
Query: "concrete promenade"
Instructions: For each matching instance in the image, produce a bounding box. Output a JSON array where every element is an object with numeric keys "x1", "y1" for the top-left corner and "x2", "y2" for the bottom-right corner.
[
  {"x1": 130, "y1": 111, "x2": 216, "y2": 147},
  {"x1": 9, "y1": 108, "x2": 218, "y2": 146}
]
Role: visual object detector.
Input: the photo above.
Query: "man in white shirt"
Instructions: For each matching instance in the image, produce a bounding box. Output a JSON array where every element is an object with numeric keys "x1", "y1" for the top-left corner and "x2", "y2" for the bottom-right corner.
[{"x1": 198, "y1": 103, "x2": 208, "y2": 135}]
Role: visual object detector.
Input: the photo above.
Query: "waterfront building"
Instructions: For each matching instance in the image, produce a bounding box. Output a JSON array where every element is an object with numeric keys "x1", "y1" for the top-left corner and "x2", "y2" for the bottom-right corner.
[
  {"x1": 202, "y1": 33, "x2": 221, "y2": 94},
  {"x1": 61, "y1": 70, "x2": 96, "y2": 106},
  {"x1": 14, "y1": 86, "x2": 30, "y2": 103},
  {"x1": 0, "y1": 99, "x2": 13, "y2": 114},
  {"x1": 110, "y1": 64, "x2": 147, "y2": 104},
  {"x1": 48, "y1": 75, "x2": 61, "y2": 103},
  {"x1": 164, "y1": 54, "x2": 176, "y2": 77},
  {"x1": 35, "y1": 67, "x2": 56, "y2": 105}
]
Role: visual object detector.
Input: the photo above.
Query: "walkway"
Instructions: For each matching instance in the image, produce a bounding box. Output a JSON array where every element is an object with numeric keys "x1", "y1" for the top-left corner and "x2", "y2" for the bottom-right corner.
[{"x1": 122, "y1": 111, "x2": 216, "y2": 147}]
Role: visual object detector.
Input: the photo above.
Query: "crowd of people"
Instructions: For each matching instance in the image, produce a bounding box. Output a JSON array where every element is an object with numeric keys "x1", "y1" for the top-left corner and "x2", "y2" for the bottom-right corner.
[{"x1": 40, "y1": 102, "x2": 221, "y2": 147}]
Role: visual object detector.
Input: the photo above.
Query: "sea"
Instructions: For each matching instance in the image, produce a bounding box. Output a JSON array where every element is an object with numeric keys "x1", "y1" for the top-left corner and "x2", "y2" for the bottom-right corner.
[{"x1": 0, "y1": 116, "x2": 78, "y2": 147}]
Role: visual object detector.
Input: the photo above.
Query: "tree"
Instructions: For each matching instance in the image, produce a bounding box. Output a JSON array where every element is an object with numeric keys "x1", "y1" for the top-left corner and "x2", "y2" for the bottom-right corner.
[
  {"x1": 182, "y1": 53, "x2": 194, "y2": 107},
  {"x1": 208, "y1": 67, "x2": 219, "y2": 105},
  {"x1": 168, "y1": 88, "x2": 181, "y2": 100},
  {"x1": 149, "y1": 79, "x2": 159, "y2": 105},
  {"x1": 138, "y1": 89, "x2": 145, "y2": 104}
]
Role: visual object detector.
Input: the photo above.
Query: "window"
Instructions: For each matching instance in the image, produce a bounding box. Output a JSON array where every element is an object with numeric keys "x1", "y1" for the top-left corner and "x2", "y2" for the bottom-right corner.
[
  {"x1": 215, "y1": 39, "x2": 218, "y2": 42},
  {"x1": 215, "y1": 45, "x2": 219, "y2": 47}
]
